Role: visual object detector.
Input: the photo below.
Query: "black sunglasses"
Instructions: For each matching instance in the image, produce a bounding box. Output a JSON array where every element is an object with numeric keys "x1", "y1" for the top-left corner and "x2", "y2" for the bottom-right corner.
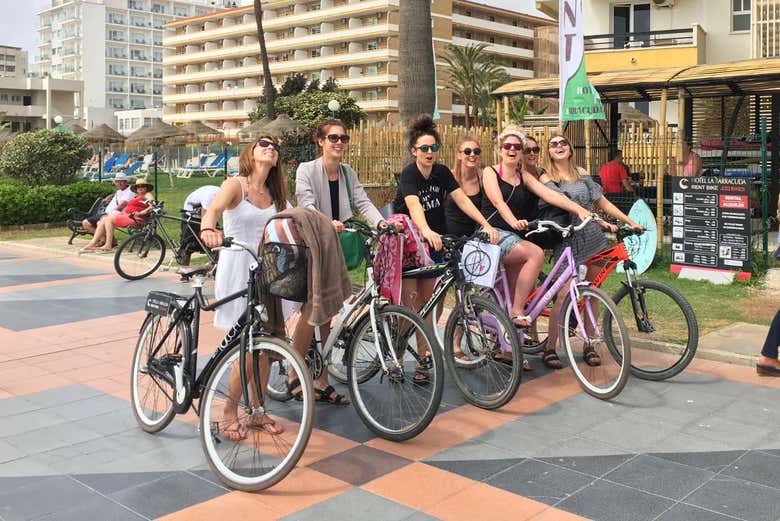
[
  {"x1": 461, "y1": 147, "x2": 481, "y2": 156},
  {"x1": 326, "y1": 134, "x2": 350, "y2": 143},
  {"x1": 523, "y1": 146, "x2": 541, "y2": 154},
  {"x1": 256, "y1": 139, "x2": 279, "y2": 151},
  {"x1": 549, "y1": 139, "x2": 570, "y2": 148},
  {"x1": 417, "y1": 144, "x2": 440, "y2": 153},
  {"x1": 502, "y1": 142, "x2": 523, "y2": 151}
]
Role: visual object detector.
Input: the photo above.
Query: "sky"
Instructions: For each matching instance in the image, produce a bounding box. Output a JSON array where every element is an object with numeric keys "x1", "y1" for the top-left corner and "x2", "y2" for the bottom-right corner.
[{"x1": 1, "y1": 0, "x2": 549, "y2": 59}]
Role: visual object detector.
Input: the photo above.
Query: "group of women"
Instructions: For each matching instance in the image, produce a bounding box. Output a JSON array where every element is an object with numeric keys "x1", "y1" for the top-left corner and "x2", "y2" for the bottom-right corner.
[{"x1": 198, "y1": 114, "x2": 643, "y2": 436}]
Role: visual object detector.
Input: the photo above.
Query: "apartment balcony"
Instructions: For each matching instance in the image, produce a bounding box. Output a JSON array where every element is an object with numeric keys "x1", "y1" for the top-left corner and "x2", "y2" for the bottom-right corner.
[
  {"x1": 163, "y1": 109, "x2": 250, "y2": 124},
  {"x1": 163, "y1": 0, "x2": 398, "y2": 47},
  {"x1": 452, "y1": 13, "x2": 534, "y2": 40},
  {"x1": 129, "y1": 55, "x2": 150, "y2": 62},
  {"x1": 356, "y1": 99, "x2": 398, "y2": 111},
  {"x1": 450, "y1": 36, "x2": 534, "y2": 60},
  {"x1": 584, "y1": 25, "x2": 706, "y2": 73},
  {"x1": 107, "y1": 70, "x2": 127, "y2": 76},
  {"x1": 107, "y1": 86, "x2": 126, "y2": 93},
  {"x1": 107, "y1": 19, "x2": 127, "y2": 26},
  {"x1": 165, "y1": 24, "x2": 397, "y2": 67},
  {"x1": 503, "y1": 66, "x2": 534, "y2": 79},
  {"x1": 108, "y1": 53, "x2": 128, "y2": 59},
  {"x1": 164, "y1": 48, "x2": 398, "y2": 85},
  {"x1": 0, "y1": 104, "x2": 45, "y2": 118},
  {"x1": 339, "y1": 74, "x2": 397, "y2": 88}
]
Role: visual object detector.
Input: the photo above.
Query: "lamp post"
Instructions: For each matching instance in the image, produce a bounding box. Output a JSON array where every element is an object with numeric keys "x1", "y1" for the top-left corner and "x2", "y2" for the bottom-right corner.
[
  {"x1": 327, "y1": 99, "x2": 340, "y2": 118},
  {"x1": 54, "y1": 115, "x2": 64, "y2": 125}
]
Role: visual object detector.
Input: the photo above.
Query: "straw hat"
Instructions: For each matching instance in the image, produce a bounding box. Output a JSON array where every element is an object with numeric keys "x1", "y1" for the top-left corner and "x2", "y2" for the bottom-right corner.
[{"x1": 130, "y1": 178, "x2": 154, "y2": 192}]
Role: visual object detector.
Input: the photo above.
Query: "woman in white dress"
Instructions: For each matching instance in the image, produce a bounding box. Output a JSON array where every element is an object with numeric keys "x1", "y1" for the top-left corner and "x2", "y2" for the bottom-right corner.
[{"x1": 200, "y1": 135, "x2": 287, "y2": 439}]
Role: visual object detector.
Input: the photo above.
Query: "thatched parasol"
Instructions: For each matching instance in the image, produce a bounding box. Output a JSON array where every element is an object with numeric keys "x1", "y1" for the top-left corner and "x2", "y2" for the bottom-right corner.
[
  {"x1": 126, "y1": 120, "x2": 189, "y2": 196},
  {"x1": 618, "y1": 103, "x2": 657, "y2": 124},
  {"x1": 238, "y1": 117, "x2": 272, "y2": 140},
  {"x1": 81, "y1": 124, "x2": 126, "y2": 182},
  {"x1": 65, "y1": 121, "x2": 87, "y2": 134},
  {"x1": 263, "y1": 114, "x2": 307, "y2": 138},
  {"x1": 180, "y1": 121, "x2": 222, "y2": 142}
]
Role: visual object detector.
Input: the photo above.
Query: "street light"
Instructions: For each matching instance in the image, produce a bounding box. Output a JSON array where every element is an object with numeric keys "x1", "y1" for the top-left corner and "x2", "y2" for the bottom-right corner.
[
  {"x1": 327, "y1": 99, "x2": 340, "y2": 118},
  {"x1": 54, "y1": 115, "x2": 64, "y2": 125}
]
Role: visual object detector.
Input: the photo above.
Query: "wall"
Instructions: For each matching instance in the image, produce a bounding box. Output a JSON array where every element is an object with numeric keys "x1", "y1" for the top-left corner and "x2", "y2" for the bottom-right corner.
[{"x1": 81, "y1": 2, "x2": 108, "y2": 110}]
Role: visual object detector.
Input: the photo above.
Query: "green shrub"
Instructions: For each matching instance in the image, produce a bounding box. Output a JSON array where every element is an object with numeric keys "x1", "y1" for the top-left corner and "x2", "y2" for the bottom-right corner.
[
  {"x1": 0, "y1": 181, "x2": 113, "y2": 226},
  {"x1": 0, "y1": 130, "x2": 91, "y2": 186}
]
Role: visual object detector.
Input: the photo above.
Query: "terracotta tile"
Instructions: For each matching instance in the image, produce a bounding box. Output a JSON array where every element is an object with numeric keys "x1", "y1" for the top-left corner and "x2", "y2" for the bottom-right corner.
[
  {"x1": 1, "y1": 373, "x2": 74, "y2": 396},
  {"x1": 297, "y1": 428, "x2": 359, "y2": 466},
  {"x1": 0, "y1": 363, "x2": 53, "y2": 383},
  {"x1": 425, "y1": 482, "x2": 548, "y2": 521},
  {"x1": 309, "y1": 444, "x2": 413, "y2": 486},
  {"x1": 249, "y1": 467, "x2": 352, "y2": 517},
  {"x1": 362, "y1": 462, "x2": 473, "y2": 511},
  {"x1": 528, "y1": 506, "x2": 592, "y2": 521},
  {"x1": 156, "y1": 491, "x2": 281, "y2": 521},
  {"x1": 0, "y1": 274, "x2": 114, "y2": 294}
]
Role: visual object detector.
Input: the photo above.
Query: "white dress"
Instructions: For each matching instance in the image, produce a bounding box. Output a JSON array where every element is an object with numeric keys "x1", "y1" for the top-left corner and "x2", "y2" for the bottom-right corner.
[{"x1": 213, "y1": 191, "x2": 278, "y2": 331}]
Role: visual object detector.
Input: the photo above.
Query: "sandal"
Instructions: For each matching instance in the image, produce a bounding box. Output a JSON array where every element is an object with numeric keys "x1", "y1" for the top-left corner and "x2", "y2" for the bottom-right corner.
[
  {"x1": 246, "y1": 414, "x2": 285, "y2": 435},
  {"x1": 413, "y1": 354, "x2": 432, "y2": 386},
  {"x1": 582, "y1": 345, "x2": 601, "y2": 367},
  {"x1": 542, "y1": 349, "x2": 563, "y2": 370},
  {"x1": 288, "y1": 378, "x2": 303, "y2": 401},
  {"x1": 314, "y1": 385, "x2": 349, "y2": 405},
  {"x1": 511, "y1": 314, "x2": 533, "y2": 328}
]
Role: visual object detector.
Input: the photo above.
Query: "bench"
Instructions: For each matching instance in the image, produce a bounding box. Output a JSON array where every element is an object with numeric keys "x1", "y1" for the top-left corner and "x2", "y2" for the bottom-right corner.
[{"x1": 66, "y1": 197, "x2": 108, "y2": 245}]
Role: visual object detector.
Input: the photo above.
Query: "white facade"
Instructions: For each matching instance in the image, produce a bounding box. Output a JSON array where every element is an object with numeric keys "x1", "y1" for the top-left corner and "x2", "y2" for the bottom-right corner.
[
  {"x1": 0, "y1": 47, "x2": 29, "y2": 79},
  {"x1": 35, "y1": 0, "x2": 226, "y2": 128},
  {"x1": 115, "y1": 107, "x2": 162, "y2": 135},
  {"x1": 0, "y1": 77, "x2": 83, "y2": 131}
]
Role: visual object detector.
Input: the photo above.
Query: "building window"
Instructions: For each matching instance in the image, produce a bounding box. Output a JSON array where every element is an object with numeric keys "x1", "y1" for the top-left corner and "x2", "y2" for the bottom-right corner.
[
  {"x1": 173, "y1": 7, "x2": 187, "y2": 16},
  {"x1": 367, "y1": 16, "x2": 378, "y2": 25},
  {"x1": 310, "y1": 26, "x2": 321, "y2": 34},
  {"x1": 366, "y1": 65, "x2": 378, "y2": 75},
  {"x1": 465, "y1": 32, "x2": 472, "y2": 39},
  {"x1": 512, "y1": 61, "x2": 518, "y2": 68},
  {"x1": 128, "y1": 0, "x2": 143, "y2": 10},
  {"x1": 151, "y1": 3, "x2": 164, "y2": 14},
  {"x1": 366, "y1": 90, "x2": 378, "y2": 100},
  {"x1": 489, "y1": 37, "x2": 495, "y2": 43},
  {"x1": 108, "y1": 30, "x2": 125, "y2": 41},
  {"x1": 489, "y1": 16, "x2": 495, "y2": 21},
  {"x1": 612, "y1": 3, "x2": 650, "y2": 48},
  {"x1": 512, "y1": 40, "x2": 517, "y2": 47},
  {"x1": 732, "y1": 0, "x2": 751, "y2": 32},
  {"x1": 311, "y1": 49, "x2": 321, "y2": 58},
  {"x1": 7, "y1": 66, "x2": 15, "y2": 73},
  {"x1": 367, "y1": 40, "x2": 378, "y2": 50}
]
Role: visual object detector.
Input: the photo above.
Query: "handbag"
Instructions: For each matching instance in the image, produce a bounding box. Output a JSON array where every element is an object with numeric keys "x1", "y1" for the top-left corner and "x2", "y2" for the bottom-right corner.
[{"x1": 337, "y1": 164, "x2": 367, "y2": 271}]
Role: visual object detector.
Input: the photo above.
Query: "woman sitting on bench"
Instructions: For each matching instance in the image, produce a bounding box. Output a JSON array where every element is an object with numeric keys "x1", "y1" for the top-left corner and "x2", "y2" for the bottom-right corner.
[{"x1": 80, "y1": 178, "x2": 154, "y2": 254}]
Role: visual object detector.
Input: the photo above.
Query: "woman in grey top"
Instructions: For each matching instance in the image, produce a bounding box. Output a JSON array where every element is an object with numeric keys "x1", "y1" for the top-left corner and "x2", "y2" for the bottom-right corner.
[
  {"x1": 292, "y1": 119, "x2": 386, "y2": 406},
  {"x1": 540, "y1": 131, "x2": 643, "y2": 369}
]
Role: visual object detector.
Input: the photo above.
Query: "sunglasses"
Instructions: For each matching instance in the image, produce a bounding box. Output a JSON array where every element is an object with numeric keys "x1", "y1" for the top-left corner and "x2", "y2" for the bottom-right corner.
[
  {"x1": 461, "y1": 147, "x2": 481, "y2": 156},
  {"x1": 549, "y1": 139, "x2": 570, "y2": 148},
  {"x1": 326, "y1": 134, "x2": 350, "y2": 144},
  {"x1": 523, "y1": 146, "x2": 541, "y2": 154},
  {"x1": 256, "y1": 139, "x2": 279, "y2": 151},
  {"x1": 416, "y1": 144, "x2": 440, "y2": 153},
  {"x1": 502, "y1": 142, "x2": 523, "y2": 151}
]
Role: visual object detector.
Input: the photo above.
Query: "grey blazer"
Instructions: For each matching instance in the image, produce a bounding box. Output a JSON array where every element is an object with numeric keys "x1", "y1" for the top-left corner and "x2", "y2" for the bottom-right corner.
[{"x1": 295, "y1": 158, "x2": 384, "y2": 227}]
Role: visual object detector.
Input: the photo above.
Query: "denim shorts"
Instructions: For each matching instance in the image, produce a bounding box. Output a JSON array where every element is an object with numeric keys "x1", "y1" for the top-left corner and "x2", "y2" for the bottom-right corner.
[{"x1": 479, "y1": 227, "x2": 524, "y2": 259}]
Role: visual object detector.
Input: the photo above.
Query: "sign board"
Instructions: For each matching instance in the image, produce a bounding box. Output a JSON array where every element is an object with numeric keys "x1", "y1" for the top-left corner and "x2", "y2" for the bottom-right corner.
[{"x1": 670, "y1": 176, "x2": 752, "y2": 281}]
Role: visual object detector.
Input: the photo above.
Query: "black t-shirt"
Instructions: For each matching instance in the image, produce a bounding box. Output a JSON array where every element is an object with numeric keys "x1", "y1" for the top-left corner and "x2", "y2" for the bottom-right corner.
[
  {"x1": 393, "y1": 162, "x2": 460, "y2": 234},
  {"x1": 328, "y1": 179, "x2": 339, "y2": 220},
  {"x1": 445, "y1": 189, "x2": 482, "y2": 238}
]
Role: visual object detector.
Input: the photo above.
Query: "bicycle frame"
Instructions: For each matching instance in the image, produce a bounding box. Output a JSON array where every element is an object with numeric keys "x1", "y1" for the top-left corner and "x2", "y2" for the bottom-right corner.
[{"x1": 144, "y1": 211, "x2": 217, "y2": 266}]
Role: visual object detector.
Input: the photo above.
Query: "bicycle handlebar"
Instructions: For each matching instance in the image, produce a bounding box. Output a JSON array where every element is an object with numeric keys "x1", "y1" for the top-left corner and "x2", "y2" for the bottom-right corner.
[
  {"x1": 216, "y1": 237, "x2": 261, "y2": 264},
  {"x1": 525, "y1": 214, "x2": 598, "y2": 238}
]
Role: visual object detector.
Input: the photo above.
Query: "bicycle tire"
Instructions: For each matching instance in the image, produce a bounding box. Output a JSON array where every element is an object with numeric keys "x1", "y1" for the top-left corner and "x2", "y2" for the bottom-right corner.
[
  {"x1": 608, "y1": 280, "x2": 698, "y2": 381},
  {"x1": 130, "y1": 313, "x2": 189, "y2": 433},
  {"x1": 199, "y1": 337, "x2": 314, "y2": 491},
  {"x1": 347, "y1": 305, "x2": 443, "y2": 441},
  {"x1": 115, "y1": 232, "x2": 166, "y2": 281},
  {"x1": 560, "y1": 286, "x2": 630, "y2": 400},
  {"x1": 266, "y1": 357, "x2": 292, "y2": 402},
  {"x1": 443, "y1": 295, "x2": 523, "y2": 409}
]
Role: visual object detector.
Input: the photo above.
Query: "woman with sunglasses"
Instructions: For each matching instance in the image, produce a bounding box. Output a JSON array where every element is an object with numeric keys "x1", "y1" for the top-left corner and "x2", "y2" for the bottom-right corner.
[
  {"x1": 520, "y1": 135, "x2": 545, "y2": 180},
  {"x1": 200, "y1": 135, "x2": 288, "y2": 438},
  {"x1": 539, "y1": 131, "x2": 643, "y2": 369},
  {"x1": 292, "y1": 118, "x2": 388, "y2": 406},
  {"x1": 444, "y1": 136, "x2": 484, "y2": 238},
  {"x1": 481, "y1": 126, "x2": 591, "y2": 331}
]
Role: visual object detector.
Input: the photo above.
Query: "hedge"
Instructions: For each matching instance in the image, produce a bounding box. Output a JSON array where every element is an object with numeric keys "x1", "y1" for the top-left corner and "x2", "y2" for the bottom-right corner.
[{"x1": 0, "y1": 181, "x2": 114, "y2": 226}]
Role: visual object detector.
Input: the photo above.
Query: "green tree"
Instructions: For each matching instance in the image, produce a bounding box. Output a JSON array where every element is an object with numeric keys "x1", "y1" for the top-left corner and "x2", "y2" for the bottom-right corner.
[
  {"x1": 249, "y1": 90, "x2": 364, "y2": 129},
  {"x1": 507, "y1": 95, "x2": 549, "y2": 125},
  {"x1": 0, "y1": 130, "x2": 90, "y2": 186},
  {"x1": 398, "y1": 0, "x2": 435, "y2": 124},
  {"x1": 306, "y1": 78, "x2": 320, "y2": 92},
  {"x1": 279, "y1": 73, "x2": 308, "y2": 97},
  {"x1": 253, "y1": 0, "x2": 276, "y2": 119},
  {"x1": 321, "y1": 77, "x2": 339, "y2": 93}
]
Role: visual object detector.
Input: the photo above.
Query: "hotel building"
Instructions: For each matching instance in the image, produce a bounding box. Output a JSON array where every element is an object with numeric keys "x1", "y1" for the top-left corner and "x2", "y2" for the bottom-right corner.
[
  {"x1": 161, "y1": 0, "x2": 551, "y2": 131},
  {"x1": 34, "y1": 0, "x2": 231, "y2": 128}
]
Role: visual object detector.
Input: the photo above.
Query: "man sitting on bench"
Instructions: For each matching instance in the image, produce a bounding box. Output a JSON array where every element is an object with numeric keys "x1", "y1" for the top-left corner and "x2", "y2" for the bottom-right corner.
[{"x1": 82, "y1": 172, "x2": 135, "y2": 235}]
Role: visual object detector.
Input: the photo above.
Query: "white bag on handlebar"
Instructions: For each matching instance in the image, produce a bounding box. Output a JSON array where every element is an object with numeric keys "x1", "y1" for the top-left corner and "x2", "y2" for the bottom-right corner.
[{"x1": 461, "y1": 240, "x2": 500, "y2": 288}]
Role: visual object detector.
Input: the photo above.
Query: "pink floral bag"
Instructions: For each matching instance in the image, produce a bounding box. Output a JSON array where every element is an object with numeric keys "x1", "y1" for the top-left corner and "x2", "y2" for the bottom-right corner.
[{"x1": 372, "y1": 214, "x2": 432, "y2": 304}]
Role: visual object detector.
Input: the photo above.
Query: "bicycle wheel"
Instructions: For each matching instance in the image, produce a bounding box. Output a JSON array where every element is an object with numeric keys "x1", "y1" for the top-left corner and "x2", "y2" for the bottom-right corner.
[
  {"x1": 115, "y1": 232, "x2": 166, "y2": 281},
  {"x1": 199, "y1": 336, "x2": 313, "y2": 491},
  {"x1": 266, "y1": 357, "x2": 292, "y2": 402},
  {"x1": 560, "y1": 286, "x2": 630, "y2": 400},
  {"x1": 443, "y1": 295, "x2": 523, "y2": 409},
  {"x1": 347, "y1": 305, "x2": 443, "y2": 441},
  {"x1": 521, "y1": 301, "x2": 551, "y2": 355},
  {"x1": 130, "y1": 313, "x2": 189, "y2": 433},
  {"x1": 609, "y1": 280, "x2": 698, "y2": 381}
]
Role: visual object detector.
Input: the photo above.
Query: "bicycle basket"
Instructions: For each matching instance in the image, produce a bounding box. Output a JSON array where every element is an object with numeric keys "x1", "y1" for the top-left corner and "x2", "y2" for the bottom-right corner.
[{"x1": 260, "y1": 242, "x2": 309, "y2": 302}]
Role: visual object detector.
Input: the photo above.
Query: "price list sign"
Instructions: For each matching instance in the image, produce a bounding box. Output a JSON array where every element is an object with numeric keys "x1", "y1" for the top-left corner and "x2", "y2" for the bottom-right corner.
[{"x1": 670, "y1": 176, "x2": 751, "y2": 278}]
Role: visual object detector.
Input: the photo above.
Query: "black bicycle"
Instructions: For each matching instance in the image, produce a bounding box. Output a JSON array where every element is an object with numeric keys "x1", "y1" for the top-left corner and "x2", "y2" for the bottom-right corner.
[
  {"x1": 114, "y1": 201, "x2": 218, "y2": 281},
  {"x1": 130, "y1": 237, "x2": 314, "y2": 491}
]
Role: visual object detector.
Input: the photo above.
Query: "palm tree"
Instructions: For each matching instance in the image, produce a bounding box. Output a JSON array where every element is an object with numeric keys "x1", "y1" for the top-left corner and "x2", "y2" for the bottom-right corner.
[
  {"x1": 254, "y1": 0, "x2": 276, "y2": 119},
  {"x1": 398, "y1": 0, "x2": 435, "y2": 124}
]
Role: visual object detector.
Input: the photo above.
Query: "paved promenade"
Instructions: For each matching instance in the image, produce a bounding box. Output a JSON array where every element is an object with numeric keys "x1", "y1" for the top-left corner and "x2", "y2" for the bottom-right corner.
[{"x1": 1, "y1": 238, "x2": 780, "y2": 521}]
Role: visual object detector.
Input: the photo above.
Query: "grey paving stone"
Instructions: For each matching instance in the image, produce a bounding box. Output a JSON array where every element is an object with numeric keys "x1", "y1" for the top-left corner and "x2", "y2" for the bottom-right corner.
[
  {"x1": 486, "y1": 458, "x2": 595, "y2": 506},
  {"x1": 532, "y1": 435, "x2": 627, "y2": 459},
  {"x1": 557, "y1": 479, "x2": 675, "y2": 521},
  {"x1": 0, "y1": 455, "x2": 58, "y2": 477},
  {"x1": 0, "y1": 396, "x2": 43, "y2": 417},
  {"x1": 0, "y1": 439, "x2": 25, "y2": 464},
  {"x1": 3, "y1": 421, "x2": 102, "y2": 455},
  {"x1": 715, "y1": 399, "x2": 780, "y2": 429},
  {"x1": 685, "y1": 476, "x2": 780, "y2": 521},
  {"x1": 721, "y1": 450, "x2": 780, "y2": 490},
  {"x1": 425, "y1": 439, "x2": 519, "y2": 462},
  {"x1": 22, "y1": 384, "x2": 103, "y2": 407},
  {"x1": 655, "y1": 503, "x2": 744, "y2": 521},
  {"x1": 279, "y1": 488, "x2": 416, "y2": 521},
  {"x1": 680, "y1": 415, "x2": 772, "y2": 449},
  {"x1": 643, "y1": 432, "x2": 737, "y2": 455},
  {"x1": 603, "y1": 453, "x2": 715, "y2": 500},
  {"x1": 425, "y1": 458, "x2": 524, "y2": 482},
  {"x1": 0, "y1": 259, "x2": 102, "y2": 276},
  {"x1": 0, "y1": 409, "x2": 68, "y2": 438},
  {"x1": 0, "y1": 297, "x2": 149, "y2": 330},
  {"x1": 539, "y1": 453, "x2": 637, "y2": 478},
  {"x1": 579, "y1": 414, "x2": 682, "y2": 454},
  {"x1": 473, "y1": 420, "x2": 563, "y2": 458},
  {"x1": 72, "y1": 471, "x2": 174, "y2": 495},
  {"x1": 52, "y1": 394, "x2": 128, "y2": 421},
  {"x1": 514, "y1": 403, "x2": 619, "y2": 437},
  {"x1": 108, "y1": 471, "x2": 226, "y2": 519},
  {"x1": 400, "y1": 513, "x2": 442, "y2": 521},
  {"x1": 651, "y1": 450, "x2": 746, "y2": 473},
  {"x1": 0, "y1": 252, "x2": 17, "y2": 259},
  {"x1": 71, "y1": 408, "x2": 139, "y2": 437},
  {"x1": 658, "y1": 386, "x2": 739, "y2": 414},
  {"x1": 35, "y1": 494, "x2": 145, "y2": 521},
  {"x1": 0, "y1": 475, "x2": 98, "y2": 521},
  {"x1": 0, "y1": 274, "x2": 93, "y2": 288}
]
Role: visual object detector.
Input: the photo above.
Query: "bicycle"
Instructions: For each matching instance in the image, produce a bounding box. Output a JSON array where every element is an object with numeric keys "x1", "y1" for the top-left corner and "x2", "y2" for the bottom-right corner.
[
  {"x1": 407, "y1": 232, "x2": 524, "y2": 410},
  {"x1": 130, "y1": 237, "x2": 314, "y2": 491},
  {"x1": 114, "y1": 201, "x2": 218, "y2": 281},
  {"x1": 265, "y1": 220, "x2": 444, "y2": 442},
  {"x1": 487, "y1": 216, "x2": 632, "y2": 400},
  {"x1": 520, "y1": 225, "x2": 698, "y2": 381}
]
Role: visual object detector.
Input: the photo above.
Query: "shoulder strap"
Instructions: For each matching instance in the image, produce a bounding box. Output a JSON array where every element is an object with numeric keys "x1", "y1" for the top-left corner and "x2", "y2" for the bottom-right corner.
[{"x1": 340, "y1": 164, "x2": 354, "y2": 208}]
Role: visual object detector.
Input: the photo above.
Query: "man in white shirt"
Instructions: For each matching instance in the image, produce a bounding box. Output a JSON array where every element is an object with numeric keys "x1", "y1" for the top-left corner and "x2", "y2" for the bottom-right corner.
[
  {"x1": 180, "y1": 185, "x2": 220, "y2": 268},
  {"x1": 82, "y1": 172, "x2": 134, "y2": 233}
]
